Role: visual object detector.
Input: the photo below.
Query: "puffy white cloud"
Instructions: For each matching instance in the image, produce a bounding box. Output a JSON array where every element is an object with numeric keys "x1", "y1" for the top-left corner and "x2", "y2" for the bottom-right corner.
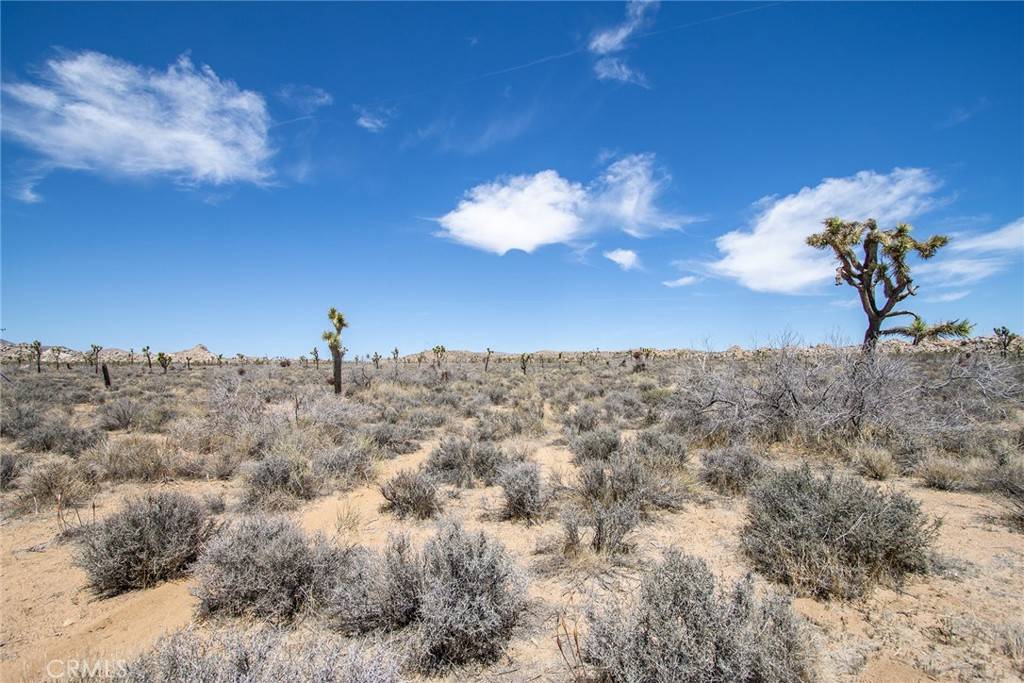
[
  {"x1": 662, "y1": 275, "x2": 699, "y2": 288},
  {"x1": 604, "y1": 248, "x2": 641, "y2": 270},
  {"x1": 589, "y1": 0, "x2": 657, "y2": 54},
  {"x1": 950, "y1": 216, "x2": 1023, "y2": 253},
  {"x1": 709, "y1": 168, "x2": 941, "y2": 294},
  {"x1": 437, "y1": 153, "x2": 688, "y2": 254},
  {"x1": 2, "y1": 51, "x2": 272, "y2": 200},
  {"x1": 354, "y1": 105, "x2": 394, "y2": 133}
]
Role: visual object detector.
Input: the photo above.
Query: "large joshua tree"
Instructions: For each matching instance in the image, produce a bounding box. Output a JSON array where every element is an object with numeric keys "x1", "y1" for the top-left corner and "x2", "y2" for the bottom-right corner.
[
  {"x1": 89, "y1": 345, "x2": 103, "y2": 374},
  {"x1": 31, "y1": 340, "x2": 42, "y2": 373},
  {"x1": 142, "y1": 346, "x2": 152, "y2": 370},
  {"x1": 807, "y1": 217, "x2": 969, "y2": 348},
  {"x1": 322, "y1": 307, "x2": 348, "y2": 395}
]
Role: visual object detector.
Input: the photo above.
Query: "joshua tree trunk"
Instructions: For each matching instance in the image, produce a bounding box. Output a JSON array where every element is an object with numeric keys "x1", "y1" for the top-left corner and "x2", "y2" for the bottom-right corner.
[
  {"x1": 101, "y1": 364, "x2": 112, "y2": 388},
  {"x1": 331, "y1": 348, "x2": 342, "y2": 395}
]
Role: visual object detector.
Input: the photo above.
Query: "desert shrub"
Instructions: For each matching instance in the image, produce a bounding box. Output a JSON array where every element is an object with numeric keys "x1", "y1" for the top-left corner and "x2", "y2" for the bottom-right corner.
[
  {"x1": 306, "y1": 397, "x2": 374, "y2": 443},
  {"x1": 313, "y1": 442, "x2": 376, "y2": 485},
  {"x1": 917, "y1": 454, "x2": 966, "y2": 491},
  {"x1": 577, "y1": 457, "x2": 683, "y2": 513},
  {"x1": 564, "y1": 404, "x2": 600, "y2": 433},
  {"x1": 854, "y1": 445, "x2": 898, "y2": 480},
  {"x1": 986, "y1": 460, "x2": 1024, "y2": 531},
  {"x1": 96, "y1": 398, "x2": 140, "y2": 431},
  {"x1": 585, "y1": 551, "x2": 814, "y2": 682},
  {"x1": 1, "y1": 401, "x2": 43, "y2": 438},
  {"x1": 122, "y1": 627, "x2": 402, "y2": 683},
  {"x1": 425, "y1": 435, "x2": 509, "y2": 487},
  {"x1": 18, "y1": 418, "x2": 104, "y2": 456},
  {"x1": 497, "y1": 461, "x2": 543, "y2": 521},
  {"x1": 1, "y1": 450, "x2": 22, "y2": 490},
  {"x1": 80, "y1": 436, "x2": 168, "y2": 482},
  {"x1": 472, "y1": 409, "x2": 542, "y2": 442},
  {"x1": 700, "y1": 445, "x2": 766, "y2": 495},
  {"x1": 626, "y1": 428, "x2": 689, "y2": 470},
  {"x1": 570, "y1": 428, "x2": 621, "y2": 464},
  {"x1": 194, "y1": 515, "x2": 316, "y2": 622},
  {"x1": 743, "y1": 466, "x2": 938, "y2": 599},
  {"x1": 408, "y1": 407, "x2": 447, "y2": 429},
  {"x1": 76, "y1": 492, "x2": 216, "y2": 597},
  {"x1": 562, "y1": 500, "x2": 641, "y2": 556},
  {"x1": 416, "y1": 521, "x2": 527, "y2": 670},
  {"x1": 379, "y1": 470, "x2": 442, "y2": 519},
  {"x1": 138, "y1": 400, "x2": 177, "y2": 433},
  {"x1": 364, "y1": 422, "x2": 419, "y2": 455},
  {"x1": 242, "y1": 455, "x2": 320, "y2": 509},
  {"x1": 169, "y1": 416, "x2": 219, "y2": 454},
  {"x1": 330, "y1": 533, "x2": 424, "y2": 634},
  {"x1": 18, "y1": 454, "x2": 92, "y2": 509}
]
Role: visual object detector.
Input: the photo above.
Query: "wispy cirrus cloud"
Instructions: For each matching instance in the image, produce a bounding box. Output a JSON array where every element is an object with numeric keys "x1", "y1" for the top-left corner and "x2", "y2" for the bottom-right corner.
[
  {"x1": 278, "y1": 84, "x2": 333, "y2": 114},
  {"x1": 935, "y1": 97, "x2": 990, "y2": 130},
  {"x1": 709, "y1": 168, "x2": 942, "y2": 294},
  {"x1": 437, "y1": 153, "x2": 693, "y2": 255},
  {"x1": 354, "y1": 105, "x2": 395, "y2": 133},
  {"x1": 917, "y1": 216, "x2": 1023, "y2": 288},
  {"x1": 662, "y1": 275, "x2": 700, "y2": 288},
  {"x1": 588, "y1": 0, "x2": 657, "y2": 86},
  {"x1": 922, "y1": 290, "x2": 970, "y2": 303},
  {"x1": 2, "y1": 51, "x2": 273, "y2": 201},
  {"x1": 604, "y1": 248, "x2": 642, "y2": 271}
]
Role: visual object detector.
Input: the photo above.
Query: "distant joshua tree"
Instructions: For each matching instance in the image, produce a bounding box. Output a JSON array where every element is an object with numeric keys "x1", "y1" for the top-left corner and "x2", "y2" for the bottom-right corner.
[
  {"x1": 236, "y1": 353, "x2": 245, "y2": 364},
  {"x1": 994, "y1": 326, "x2": 1019, "y2": 357},
  {"x1": 52, "y1": 346, "x2": 62, "y2": 370},
  {"x1": 322, "y1": 307, "x2": 348, "y2": 395},
  {"x1": 432, "y1": 345, "x2": 446, "y2": 370},
  {"x1": 519, "y1": 352, "x2": 531, "y2": 375},
  {"x1": 185, "y1": 356, "x2": 192, "y2": 370},
  {"x1": 157, "y1": 352, "x2": 172, "y2": 374},
  {"x1": 371, "y1": 352, "x2": 382, "y2": 370},
  {"x1": 217, "y1": 353, "x2": 224, "y2": 366},
  {"x1": 311, "y1": 347, "x2": 320, "y2": 369},
  {"x1": 807, "y1": 217, "x2": 968, "y2": 349},
  {"x1": 89, "y1": 345, "x2": 103, "y2": 374},
  {"x1": 391, "y1": 347, "x2": 400, "y2": 377},
  {"x1": 128, "y1": 348, "x2": 135, "y2": 365},
  {"x1": 142, "y1": 346, "x2": 152, "y2": 370},
  {"x1": 485, "y1": 347, "x2": 494, "y2": 373},
  {"x1": 31, "y1": 340, "x2": 42, "y2": 373}
]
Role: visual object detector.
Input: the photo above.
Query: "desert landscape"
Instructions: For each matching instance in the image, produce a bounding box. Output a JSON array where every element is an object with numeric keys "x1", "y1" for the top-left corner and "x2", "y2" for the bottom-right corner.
[{"x1": 1, "y1": 330, "x2": 1022, "y2": 681}]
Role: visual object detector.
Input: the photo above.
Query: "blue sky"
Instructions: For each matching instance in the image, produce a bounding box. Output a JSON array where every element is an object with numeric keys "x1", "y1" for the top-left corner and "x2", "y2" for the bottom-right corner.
[{"x1": 2, "y1": 1, "x2": 1022, "y2": 357}]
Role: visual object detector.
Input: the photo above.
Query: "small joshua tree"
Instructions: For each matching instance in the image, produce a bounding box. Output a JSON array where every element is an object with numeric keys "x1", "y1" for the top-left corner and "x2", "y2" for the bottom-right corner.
[
  {"x1": 128, "y1": 348, "x2": 134, "y2": 365},
  {"x1": 881, "y1": 317, "x2": 972, "y2": 346},
  {"x1": 322, "y1": 307, "x2": 348, "y2": 395},
  {"x1": 807, "y1": 217, "x2": 967, "y2": 348},
  {"x1": 311, "y1": 347, "x2": 319, "y2": 369},
  {"x1": 371, "y1": 352, "x2": 382, "y2": 370},
  {"x1": 52, "y1": 346, "x2": 62, "y2": 370},
  {"x1": 89, "y1": 345, "x2": 103, "y2": 374},
  {"x1": 142, "y1": 346, "x2": 152, "y2": 370},
  {"x1": 994, "y1": 326, "x2": 1019, "y2": 357},
  {"x1": 485, "y1": 347, "x2": 494, "y2": 372},
  {"x1": 157, "y1": 352, "x2": 172, "y2": 374},
  {"x1": 217, "y1": 353, "x2": 224, "y2": 366},
  {"x1": 391, "y1": 347, "x2": 400, "y2": 378},
  {"x1": 31, "y1": 340, "x2": 42, "y2": 373},
  {"x1": 185, "y1": 356, "x2": 192, "y2": 370},
  {"x1": 519, "y1": 352, "x2": 531, "y2": 375},
  {"x1": 236, "y1": 353, "x2": 245, "y2": 364},
  {"x1": 432, "y1": 345, "x2": 446, "y2": 369}
]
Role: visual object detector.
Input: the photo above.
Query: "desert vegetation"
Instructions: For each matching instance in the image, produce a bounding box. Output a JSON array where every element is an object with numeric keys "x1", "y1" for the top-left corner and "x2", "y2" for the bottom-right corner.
[{"x1": 1, "y1": 316, "x2": 1022, "y2": 681}]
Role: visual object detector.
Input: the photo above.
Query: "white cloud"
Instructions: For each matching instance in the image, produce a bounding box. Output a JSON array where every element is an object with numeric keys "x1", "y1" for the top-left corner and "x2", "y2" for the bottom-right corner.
[
  {"x1": 437, "y1": 153, "x2": 688, "y2": 254},
  {"x1": 922, "y1": 290, "x2": 970, "y2": 303},
  {"x1": 278, "y1": 84, "x2": 333, "y2": 114},
  {"x1": 604, "y1": 249, "x2": 641, "y2": 271},
  {"x1": 2, "y1": 51, "x2": 272, "y2": 200},
  {"x1": 916, "y1": 257, "x2": 1009, "y2": 286},
  {"x1": 662, "y1": 275, "x2": 699, "y2": 288},
  {"x1": 354, "y1": 105, "x2": 394, "y2": 132},
  {"x1": 589, "y1": 0, "x2": 657, "y2": 54},
  {"x1": 709, "y1": 168, "x2": 941, "y2": 294},
  {"x1": 594, "y1": 57, "x2": 648, "y2": 87},
  {"x1": 935, "y1": 97, "x2": 989, "y2": 130},
  {"x1": 950, "y1": 217, "x2": 1023, "y2": 253},
  {"x1": 588, "y1": 1, "x2": 656, "y2": 86}
]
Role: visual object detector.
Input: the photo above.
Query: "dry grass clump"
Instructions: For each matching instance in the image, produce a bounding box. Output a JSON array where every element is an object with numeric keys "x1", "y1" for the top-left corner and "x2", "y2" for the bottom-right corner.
[
  {"x1": 700, "y1": 445, "x2": 767, "y2": 495},
  {"x1": 569, "y1": 428, "x2": 622, "y2": 463},
  {"x1": 122, "y1": 627, "x2": 402, "y2": 683},
  {"x1": 424, "y1": 435, "x2": 511, "y2": 487},
  {"x1": 917, "y1": 453, "x2": 967, "y2": 491},
  {"x1": 584, "y1": 551, "x2": 814, "y2": 682},
  {"x1": 80, "y1": 436, "x2": 169, "y2": 482},
  {"x1": 76, "y1": 491, "x2": 216, "y2": 597},
  {"x1": 497, "y1": 460, "x2": 544, "y2": 521},
  {"x1": 853, "y1": 444, "x2": 899, "y2": 480},
  {"x1": 17, "y1": 417, "x2": 104, "y2": 457},
  {"x1": 743, "y1": 466, "x2": 938, "y2": 599},
  {"x1": 17, "y1": 453, "x2": 93, "y2": 510},
  {"x1": 379, "y1": 469, "x2": 442, "y2": 519},
  {"x1": 241, "y1": 454, "x2": 320, "y2": 510}
]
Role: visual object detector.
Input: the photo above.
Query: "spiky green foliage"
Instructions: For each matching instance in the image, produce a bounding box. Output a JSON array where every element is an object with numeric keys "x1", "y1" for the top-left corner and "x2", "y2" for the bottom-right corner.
[
  {"x1": 157, "y1": 352, "x2": 172, "y2": 373},
  {"x1": 880, "y1": 317, "x2": 973, "y2": 346},
  {"x1": 323, "y1": 307, "x2": 348, "y2": 394},
  {"x1": 806, "y1": 218, "x2": 965, "y2": 347},
  {"x1": 142, "y1": 345, "x2": 152, "y2": 369},
  {"x1": 31, "y1": 340, "x2": 42, "y2": 373},
  {"x1": 994, "y1": 326, "x2": 1019, "y2": 357}
]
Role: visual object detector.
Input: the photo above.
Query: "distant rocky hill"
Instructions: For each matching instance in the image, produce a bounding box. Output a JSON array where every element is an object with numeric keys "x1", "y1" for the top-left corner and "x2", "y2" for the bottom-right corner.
[{"x1": 0, "y1": 341, "x2": 221, "y2": 366}]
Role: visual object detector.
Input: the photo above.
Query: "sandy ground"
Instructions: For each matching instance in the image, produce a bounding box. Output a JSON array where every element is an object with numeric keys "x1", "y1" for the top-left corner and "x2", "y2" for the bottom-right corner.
[{"x1": 2, "y1": 409, "x2": 1023, "y2": 682}]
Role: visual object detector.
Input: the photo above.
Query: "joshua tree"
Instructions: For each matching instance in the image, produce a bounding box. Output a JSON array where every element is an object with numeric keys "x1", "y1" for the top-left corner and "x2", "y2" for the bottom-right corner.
[
  {"x1": 157, "y1": 352, "x2": 172, "y2": 374},
  {"x1": 185, "y1": 356, "x2": 192, "y2": 370},
  {"x1": 89, "y1": 345, "x2": 103, "y2": 374},
  {"x1": 994, "y1": 326, "x2": 1019, "y2": 357},
  {"x1": 31, "y1": 340, "x2": 42, "y2": 373},
  {"x1": 142, "y1": 346, "x2": 152, "y2": 370},
  {"x1": 879, "y1": 317, "x2": 972, "y2": 346},
  {"x1": 371, "y1": 352, "x2": 382, "y2": 370},
  {"x1": 807, "y1": 217, "x2": 966, "y2": 348},
  {"x1": 128, "y1": 348, "x2": 135, "y2": 365},
  {"x1": 432, "y1": 345, "x2": 446, "y2": 370},
  {"x1": 52, "y1": 346, "x2": 62, "y2": 370},
  {"x1": 322, "y1": 307, "x2": 348, "y2": 395},
  {"x1": 217, "y1": 353, "x2": 224, "y2": 366},
  {"x1": 484, "y1": 347, "x2": 494, "y2": 372},
  {"x1": 391, "y1": 347, "x2": 400, "y2": 378},
  {"x1": 519, "y1": 352, "x2": 531, "y2": 375},
  {"x1": 311, "y1": 347, "x2": 320, "y2": 369}
]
